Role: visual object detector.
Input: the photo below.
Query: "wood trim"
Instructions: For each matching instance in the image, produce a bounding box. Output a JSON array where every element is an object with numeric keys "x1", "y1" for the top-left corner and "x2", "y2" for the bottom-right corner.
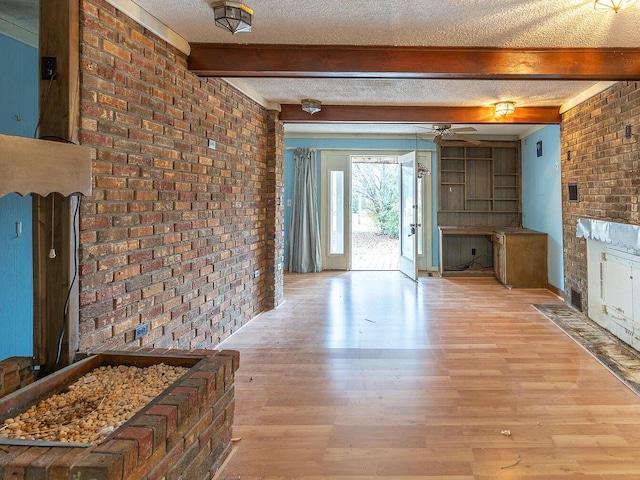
[
  {"x1": 547, "y1": 282, "x2": 565, "y2": 299},
  {"x1": 35, "y1": 0, "x2": 82, "y2": 373},
  {"x1": 279, "y1": 105, "x2": 561, "y2": 124},
  {"x1": 102, "y1": 0, "x2": 190, "y2": 55},
  {"x1": 0, "y1": 134, "x2": 91, "y2": 197},
  {"x1": 39, "y1": 0, "x2": 80, "y2": 143},
  {"x1": 189, "y1": 44, "x2": 640, "y2": 80}
]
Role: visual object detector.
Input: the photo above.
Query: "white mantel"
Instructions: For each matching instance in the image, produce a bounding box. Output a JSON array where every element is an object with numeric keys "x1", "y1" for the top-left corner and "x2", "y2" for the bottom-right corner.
[
  {"x1": 577, "y1": 218, "x2": 640, "y2": 254},
  {"x1": 580, "y1": 219, "x2": 640, "y2": 350}
]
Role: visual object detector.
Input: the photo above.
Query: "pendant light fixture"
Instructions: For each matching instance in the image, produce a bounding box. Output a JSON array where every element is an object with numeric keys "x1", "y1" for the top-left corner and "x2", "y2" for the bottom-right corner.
[
  {"x1": 211, "y1": 1, "x2": 253, "y2": 34},
  {"x1": 301, "y1": 99, "x2": 322, "y2": 115},
  {"x1": 495, "y1": 101, "x2": 516, "y2": 117},
  {"x1": 594, "y1": 0, "x2": 636, "y2": 12}
]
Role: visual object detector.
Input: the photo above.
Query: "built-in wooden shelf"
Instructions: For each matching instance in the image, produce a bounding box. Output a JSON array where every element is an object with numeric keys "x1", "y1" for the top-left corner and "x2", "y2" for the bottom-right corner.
[{"x1": 438, "y1": 141, "x2": 521, "y2": 227}]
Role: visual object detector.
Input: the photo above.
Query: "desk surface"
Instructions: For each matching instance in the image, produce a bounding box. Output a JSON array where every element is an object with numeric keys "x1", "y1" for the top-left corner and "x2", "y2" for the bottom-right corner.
[
  {"x1": 439, "y1": 226, "x2": 543, "y2": 236},
  {"x1": 438, "y1": 226, "x2": 496, "y2": 236}
]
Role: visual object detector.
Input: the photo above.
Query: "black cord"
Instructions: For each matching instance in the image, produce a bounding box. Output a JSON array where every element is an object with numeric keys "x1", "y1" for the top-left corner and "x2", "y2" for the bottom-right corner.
[
  {"x1": 55, "y1": 194, "x2": 81, "y2": 368},
  {"x1": 38, "y1": 135, "x2": 77, "y2": 145},
  {"x1": 33, "y1": 73, "x2": 57, "y2": 139},
  {"x1": 450, "y1": 254, "x2": 493, "y2": 271}
]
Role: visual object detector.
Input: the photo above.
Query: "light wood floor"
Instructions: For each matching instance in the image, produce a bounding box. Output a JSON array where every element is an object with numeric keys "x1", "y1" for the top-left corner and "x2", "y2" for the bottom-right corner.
[{"x1": 218, "y1": 271, "x2": 640, "y2": 479}]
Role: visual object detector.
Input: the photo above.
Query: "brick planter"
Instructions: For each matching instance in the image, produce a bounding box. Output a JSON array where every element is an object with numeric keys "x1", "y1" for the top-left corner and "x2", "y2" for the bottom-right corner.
[
  {"x1": 0, "y1": 349, "x2": 239, "y2": 480},
  {"x1": 0, "y1": 357, "x2": 36, "y2": 400}
]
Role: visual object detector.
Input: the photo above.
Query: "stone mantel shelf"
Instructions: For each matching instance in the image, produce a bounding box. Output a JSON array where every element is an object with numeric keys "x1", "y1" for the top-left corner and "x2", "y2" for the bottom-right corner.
[{"x1": 0, "y1": 134, "x2": 92, "y2": 198}]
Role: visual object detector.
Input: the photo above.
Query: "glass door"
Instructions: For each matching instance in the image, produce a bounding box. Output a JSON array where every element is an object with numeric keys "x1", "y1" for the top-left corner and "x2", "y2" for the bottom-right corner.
[{"x1": 398, "y1": 151, "x2": 418, "y2": 280}]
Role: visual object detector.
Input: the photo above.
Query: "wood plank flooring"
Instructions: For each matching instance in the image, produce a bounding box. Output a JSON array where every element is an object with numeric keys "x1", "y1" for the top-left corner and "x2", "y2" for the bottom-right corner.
[
  {"x1": 217, "y1": 271, "x2": 640, "y2": 479},
  {"x1": 351, "y1": 252, "x2": 398, "y2": 271}
]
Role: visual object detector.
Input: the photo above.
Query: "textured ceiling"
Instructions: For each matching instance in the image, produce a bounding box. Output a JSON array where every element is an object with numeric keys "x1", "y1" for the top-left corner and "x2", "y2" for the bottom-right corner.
[
  {"x1": 231, "y1": 78, "x2": 598, "y2": 108},
  {"x1": 1, "y1": 0, "x2": 639, "y2": 136},
  {"x1": 126, "y1": 0, "x2": 640, "y2": 136},
  {"x1": 0, "y1": 0, "x2": 38, "y2": 34},
  {"x1": 133, "y1": 0, "x2": 640, "y2": 48}
]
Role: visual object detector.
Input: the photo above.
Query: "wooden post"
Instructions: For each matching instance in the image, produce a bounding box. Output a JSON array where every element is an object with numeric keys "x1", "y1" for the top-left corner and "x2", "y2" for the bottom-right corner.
[{"x1": 35, "y1": 0, "x2": 81, "y2": 373}]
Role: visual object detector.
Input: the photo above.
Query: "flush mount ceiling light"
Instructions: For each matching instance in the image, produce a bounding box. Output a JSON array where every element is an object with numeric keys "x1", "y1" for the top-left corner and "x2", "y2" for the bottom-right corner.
[
  {"x1": 211, "y1": 1, "x2": 253, "y2": 34},
  {"x1": 495, "y1": 101, "x2": 516, "y2": 117},
  {"x1": 301, "y1": 99, "x2": 322, "y2": 115},
  {"x1": 594, "y1": 0, "x2": 637, "y2": 12}
]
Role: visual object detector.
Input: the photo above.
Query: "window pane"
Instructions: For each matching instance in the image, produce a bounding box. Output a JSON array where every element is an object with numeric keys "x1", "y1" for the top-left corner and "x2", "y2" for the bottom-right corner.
[
  {"x1": 417, "y1": 177, "x2": 423, "y2": 256},
  {"x1": 401, "y1": 162, "x2": 413, "y2": 260},
  {"x1": 330, "y1": 171, "x2": 344, "y2": 255}
]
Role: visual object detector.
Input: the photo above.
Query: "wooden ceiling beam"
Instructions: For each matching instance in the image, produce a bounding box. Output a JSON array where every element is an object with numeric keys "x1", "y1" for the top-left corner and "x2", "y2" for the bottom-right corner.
[
  {"x1": 189, "y1": 44, "x2": 640, "y2": 80},
  {"x1": 279, "y1": 105, "x2": 561, "y2": 124}
]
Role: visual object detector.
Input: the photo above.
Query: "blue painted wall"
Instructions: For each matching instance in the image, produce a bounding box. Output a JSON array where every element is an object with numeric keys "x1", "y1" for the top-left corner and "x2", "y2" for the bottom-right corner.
[
  {"x1": 521, "y1": 125, "x2": 564, "y2": 290},
  {"x1": 0, "y1": 34, "x2": 38, "y2": 137},
  {"x1": 283, "y1": 137, "x2": 439, "y2": 267},
  {"x1": 0, "y1": 33, "x2": 38, "y2": 359},
  {"x1": 0, "y1": 194, "x2": 34, "y2": 359}
]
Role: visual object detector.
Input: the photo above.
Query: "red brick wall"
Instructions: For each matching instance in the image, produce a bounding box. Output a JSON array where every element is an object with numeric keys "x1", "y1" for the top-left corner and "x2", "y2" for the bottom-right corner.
[
  {"x1": 0, "y1": 349, "x2": 239, "y2": 479},
  {"x1": 0, "y1": 357, "x2": 35, "y2": 399},
  {"x1": 77, "y1": 0, "x2": 282, "y2": 352},
  {"x1": 561, "y1": 81, "x2": 640, "y2": 313}
]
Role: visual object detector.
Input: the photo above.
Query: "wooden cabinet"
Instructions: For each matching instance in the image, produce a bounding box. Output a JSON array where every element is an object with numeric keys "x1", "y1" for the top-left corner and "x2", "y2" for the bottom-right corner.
[
  {"x1": 438, "y1": 226, "x2": 548, "y2": 287},
  {"x1": 493, "y1": 229, "x2": 548, "y2": 288},
  {"x1": 438, "y1": 226, "x2": 495, "y2": 277},
  {"x1": 438, "y1": 141, "x2": 521, "y2": 228}
]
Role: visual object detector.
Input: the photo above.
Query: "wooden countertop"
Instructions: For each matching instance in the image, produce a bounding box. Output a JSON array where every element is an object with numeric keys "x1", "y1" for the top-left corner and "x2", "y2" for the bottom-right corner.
[
  {"x1": 438, "y1": 226, "x2": 496, "y2": 235},
  {"x1": 439, "y1": 226, "x2": 544, "y2": 236}
]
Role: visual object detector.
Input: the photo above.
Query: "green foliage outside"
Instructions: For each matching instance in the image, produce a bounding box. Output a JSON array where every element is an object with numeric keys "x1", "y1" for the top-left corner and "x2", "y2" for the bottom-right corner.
[{"x1": 352, "y1": 162, "x2": 399, "y2": 238}]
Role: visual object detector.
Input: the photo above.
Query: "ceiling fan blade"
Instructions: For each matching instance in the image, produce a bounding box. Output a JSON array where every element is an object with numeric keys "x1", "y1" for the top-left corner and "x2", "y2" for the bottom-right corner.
[
  {"x1": 452, "y1": 132, "x2": 483, "y2": 145},
  {"x1": 450, "y1": 126, "x2": 478, "y2": 133}
]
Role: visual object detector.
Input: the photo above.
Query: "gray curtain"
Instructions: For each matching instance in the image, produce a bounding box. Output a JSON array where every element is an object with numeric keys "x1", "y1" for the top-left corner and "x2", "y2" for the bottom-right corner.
[{"x1": 288, "y1": 148, "x2": 322, "y2": 273}]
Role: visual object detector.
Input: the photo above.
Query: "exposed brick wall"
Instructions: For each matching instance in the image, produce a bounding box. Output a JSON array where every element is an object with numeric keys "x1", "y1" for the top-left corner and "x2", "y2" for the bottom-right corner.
[
  {"x1": 561, "y1": 81, "x2": 640, "y2": 313},
  {"x1": 265, "y1": 111, "x2": 285, "y2": 309},
  {"x1": 0, "y1": 357, "x2": 35, "y2": 399},
  {"x1": 77, "y1": 0, "x2": 281, "y2": 353}
]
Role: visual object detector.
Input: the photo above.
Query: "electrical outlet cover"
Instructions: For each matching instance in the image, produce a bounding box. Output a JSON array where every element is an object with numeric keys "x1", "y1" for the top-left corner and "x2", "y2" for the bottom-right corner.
[{"x1": 134, "y1": 324, "x2": 148, "y2": 339}]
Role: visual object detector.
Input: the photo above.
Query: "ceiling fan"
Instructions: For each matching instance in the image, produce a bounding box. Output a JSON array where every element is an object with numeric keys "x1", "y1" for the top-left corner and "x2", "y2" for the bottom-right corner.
[{"x1": 420, "y1": 124, "x2": 482, "y2": 145}]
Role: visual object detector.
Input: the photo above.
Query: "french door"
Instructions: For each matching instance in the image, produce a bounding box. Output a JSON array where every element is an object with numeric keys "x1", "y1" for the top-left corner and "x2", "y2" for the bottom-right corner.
[{"x1": 319, "y1": 150, "x2": 430, "y2": 273}]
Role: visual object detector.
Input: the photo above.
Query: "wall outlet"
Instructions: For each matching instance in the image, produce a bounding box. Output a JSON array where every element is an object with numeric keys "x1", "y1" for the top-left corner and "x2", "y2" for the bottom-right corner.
[
  {"x1": 41, "y1": 56, "x2": 57, "y2": 80},
  {"x1": 134, "y1": 324, "x2": 148, "y2": 339},
  {"x1": 254, "y1": 269, "x2": 260, "y2": 278},
  {"x1": 208, "y1": 139, "x2": 216, "y2": 149},
  {"x1": 471, "y1": 248, "x2": 476, "y2": 256}
]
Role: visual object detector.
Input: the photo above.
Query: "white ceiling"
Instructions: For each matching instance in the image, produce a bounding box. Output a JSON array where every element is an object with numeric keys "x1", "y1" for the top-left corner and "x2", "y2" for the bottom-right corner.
[
  {"x1": 0, "y1": 0, "x2": 38, "y2": 34},
  {"x1": 135, "y1": 0, "x2": 640, "y2": 48},
  {"x1": 1, "y1": 0, "x2": 639, "y2": 138}
]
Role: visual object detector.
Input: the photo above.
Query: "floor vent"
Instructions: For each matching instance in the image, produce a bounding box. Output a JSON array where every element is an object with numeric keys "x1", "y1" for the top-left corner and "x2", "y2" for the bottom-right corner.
[{"x1": 571, "y1": 288, "x2": 583, "y2": 311}]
